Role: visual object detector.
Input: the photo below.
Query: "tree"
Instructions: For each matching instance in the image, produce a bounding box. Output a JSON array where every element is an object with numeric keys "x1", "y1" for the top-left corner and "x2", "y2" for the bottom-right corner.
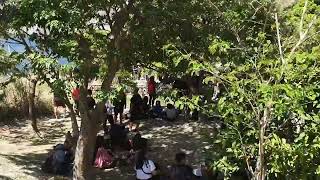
[
  {"x1": 1, "y1": 0, "x2": 219, "y2": 179},
  {"x1": 163, "y1": 0, "x2": 320, "y2": 179}
]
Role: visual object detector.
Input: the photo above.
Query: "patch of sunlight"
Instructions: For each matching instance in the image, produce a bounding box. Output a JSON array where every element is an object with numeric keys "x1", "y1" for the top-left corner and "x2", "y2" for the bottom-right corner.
[
  {"x1": 160, "y1": 144, "x2": 168, "y2": 148},
  {"x1": 180, "y1": 148, "x2": 194, "y2": 155},
  {"x1": 152, "y1": 126, "x2": 170, "y2": 131},
  {"x1": 143, "y1": 134, "x2": 153, "y2": 138}
]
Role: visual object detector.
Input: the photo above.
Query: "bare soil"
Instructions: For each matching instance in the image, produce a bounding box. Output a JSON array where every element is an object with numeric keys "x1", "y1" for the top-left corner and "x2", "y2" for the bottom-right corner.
[{"x1": 0, "y1": 116, "x2": 216, "y2": 180}]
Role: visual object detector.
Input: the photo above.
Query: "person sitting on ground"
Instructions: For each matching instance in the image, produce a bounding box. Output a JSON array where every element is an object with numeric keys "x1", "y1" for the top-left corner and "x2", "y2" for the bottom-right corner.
[
  {"x1": 129, "y1": 88, "x2": 144, "y2": 131},
  {"x1": 192, "y1": 162, "x2": 215, "y2": 180},
  {"x1": 87, "y1": 89, "x2": 96, "y2": 110},
  {"x1": 169, "y1": 152, "x2": 196, "y2": 180},
  {"x1": 132, "y1": 133, "x2": 148, "y2": 151},
  {"x1": 52, "y1": 144, "x2": 73, "y2": 176},
  {"x1": 164, "y1": 103, "x2": 178, "y2": 121},
  {"x1": 114, "y1": 89, "x2": 126, "y2": 125},
  {"x1": 142, "y1": 96, "x2": 150, "y2": 115},
  {"x1": 109, "y1": 123, "x2": 130, "y2": 150},
  {"x1": 135, "y1": 149, "x2": 157, "y2": 180},
  {"x1": 93, "y1": 135, "x2": 105, "y2": 164},
  {"x1": 94, "y1": 141, "x2": 116, "y2": 169},
  {"x1": 42, "y1": 134, "x2": 74, "y2": 175},
  {"x1": 151, "y1": 100, "x2": 163, "y2": 118}
]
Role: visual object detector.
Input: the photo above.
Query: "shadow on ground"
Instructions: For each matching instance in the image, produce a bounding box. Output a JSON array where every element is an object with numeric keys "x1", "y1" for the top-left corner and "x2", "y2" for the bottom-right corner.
[
  {"x1": 0, "y1": 152, "x2": 48, "y2": 178},
  {"x1": 0, "y1": 175, "x2": 15, "y2": 180},
  {"x1": 0, "y1": 152, "x2": 70, "y2": 180},
  {"x1": 0, "y1": 116, "x2": 217, "y2": 180},
  {"x1": 0, "y1": 117, "x2": 69, "y2": 146}
]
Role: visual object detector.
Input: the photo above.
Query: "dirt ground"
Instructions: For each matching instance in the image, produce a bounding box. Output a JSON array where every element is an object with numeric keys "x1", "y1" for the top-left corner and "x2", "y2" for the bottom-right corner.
[{"x1": 0, "y1": 116, "x2": 216, "y2": 180}]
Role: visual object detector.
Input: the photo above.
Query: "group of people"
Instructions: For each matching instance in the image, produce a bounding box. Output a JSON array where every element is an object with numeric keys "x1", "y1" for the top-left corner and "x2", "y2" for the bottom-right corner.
[
  {"x1": 92, "y1": 128, "x2": 211, "y2": 180},
  {"x1": 42, "y1": 128, "x2": 211, "y2": 179},
  {"x1": 53, "y1": 85, "x2": 96, "y2": 119},
  {"x1": 52, "y1": 76, "x2": 178, "y2": 124},
  {"x1": 48, "y1": 76, "x2": 203, "y2": 179}
]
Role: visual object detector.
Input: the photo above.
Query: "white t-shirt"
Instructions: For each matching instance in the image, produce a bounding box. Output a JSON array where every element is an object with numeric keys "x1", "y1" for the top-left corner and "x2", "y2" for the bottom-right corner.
[
  {"x1": 105, "y1": 101, "x2": 114, "y2": 115},
  {"x1": 135, "y1": 160, "x2": 156, "y2": 180}
]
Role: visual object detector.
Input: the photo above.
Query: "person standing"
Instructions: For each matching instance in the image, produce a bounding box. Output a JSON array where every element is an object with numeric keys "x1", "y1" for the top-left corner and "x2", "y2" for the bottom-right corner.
[
  {"x1": 147, "y1": 76, "x2": 156, "y2": 107},
  {"x1": 71, "y1": 85, "x2": 80, "y2": 115},
  {"x1": 104, "y1": 100, "x2": 114, "y2": 133},
  {"x1": 53, "y1": 92, "x2": 66, "y2": 119},
  {"x1": 114, "y1": 90, "x2": 126, "y2": 125},
  {"x1": 86, "y1": 89, "x2": 96, "y2": 110},
  {"x1": 129, "y1": 88, "x2": 143, "y2": 131}
]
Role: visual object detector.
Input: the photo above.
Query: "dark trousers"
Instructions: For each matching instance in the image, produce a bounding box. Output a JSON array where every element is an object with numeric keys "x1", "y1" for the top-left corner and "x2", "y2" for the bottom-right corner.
[
  {"x1": 103, "y1": 114, "x2": 114, "y2": 132},
  {"x1": 149, "y1": 93, "x2": 156, "y2": 106}
]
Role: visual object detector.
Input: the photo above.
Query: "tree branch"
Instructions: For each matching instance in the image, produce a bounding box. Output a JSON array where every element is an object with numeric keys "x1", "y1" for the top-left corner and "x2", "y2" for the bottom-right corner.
[
  {"x1": 299, "y1": 0, "x2": 308, "y2": 38},
  {"x1": 275, "y1": 13, "x2": 285, "y2": 65},
  {"x1": 288, "y1": 0, "x2": 317, "y2": 59}
]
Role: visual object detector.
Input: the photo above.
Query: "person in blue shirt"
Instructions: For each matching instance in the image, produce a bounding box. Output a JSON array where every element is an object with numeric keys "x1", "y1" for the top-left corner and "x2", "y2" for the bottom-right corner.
[{"x1": 151, "y1": 100, "x2": 163, "y2": 118}]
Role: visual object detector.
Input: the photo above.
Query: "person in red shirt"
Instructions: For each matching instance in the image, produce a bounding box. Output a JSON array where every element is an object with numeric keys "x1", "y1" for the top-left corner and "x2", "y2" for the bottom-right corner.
[
  {"x1": 72, "y1": 85, "x2": 80, "y2": 114},
  {"x1": 147, "y1": 76, "x2": 156, "y2": 107}
]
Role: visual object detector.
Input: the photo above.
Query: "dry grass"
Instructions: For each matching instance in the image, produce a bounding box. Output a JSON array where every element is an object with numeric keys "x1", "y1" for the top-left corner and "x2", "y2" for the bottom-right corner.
[{"x1": 0, "y1": 78, "x2": 53, "y2": 123}]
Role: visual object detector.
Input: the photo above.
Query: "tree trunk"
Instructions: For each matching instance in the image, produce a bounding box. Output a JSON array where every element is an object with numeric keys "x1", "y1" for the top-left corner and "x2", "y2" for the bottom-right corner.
[
  {"x1": 28, "y1": 79, "x2": 39, "y2": 134},
  {"x1": 255, "y1": 104, "x2": 271, "y2": 180},
  {"x1": 73, "y1": 9, "x2": 128, "y2": 177},
  {"x1": 66, "y1": 102, "x2": 80, "y2": 137},
  {"x1": 73, "y1": 109, "x2": 99, "y2": 180},
  {"x1": 73, "y1": 64, "x2": 119, "y2": 179}
]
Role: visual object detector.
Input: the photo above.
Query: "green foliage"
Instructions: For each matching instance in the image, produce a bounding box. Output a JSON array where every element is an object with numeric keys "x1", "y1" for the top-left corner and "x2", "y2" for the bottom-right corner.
[
  {"x1": 2, "y1": 0, "x2": 320, "y2": 178},
  {"x1": 206, "y1": 1, "x2": 320, "y2": 178},
  {"x1": 162, "y1": 0, "x2": 320, "y2": 179}
]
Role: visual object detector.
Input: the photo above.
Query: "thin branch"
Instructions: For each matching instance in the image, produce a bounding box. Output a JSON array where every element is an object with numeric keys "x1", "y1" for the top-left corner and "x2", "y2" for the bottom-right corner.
[
  {"x1": 299, "y1": 0, "x2": 308, "y2": 38},
  {"x1": 288, "y1": 15, "x2": 317, "y2": 59},
  {"x1": 288, "y1": 0, "x2": 317, "y2": 59},
  {"x1": 275, "y1": 13, "x2": 285, "y2": 65},
  {"x1": 139, "y1": 62, "x2": 163, "y2": 73},
  {"x1": 226, "y1": 123, "x2": 255, "y2": 177}
]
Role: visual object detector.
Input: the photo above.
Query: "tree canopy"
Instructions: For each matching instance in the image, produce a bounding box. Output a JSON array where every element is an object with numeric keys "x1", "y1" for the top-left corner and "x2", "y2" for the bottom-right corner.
[{"x1": 1, "y1": 0, "x2": 320, "y2": 179}]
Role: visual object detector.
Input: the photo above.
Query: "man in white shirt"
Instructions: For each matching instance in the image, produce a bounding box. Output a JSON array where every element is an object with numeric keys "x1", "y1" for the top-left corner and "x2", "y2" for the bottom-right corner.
[{"x1": 103, "y1": 100, "x2": 114, "y2": 132}]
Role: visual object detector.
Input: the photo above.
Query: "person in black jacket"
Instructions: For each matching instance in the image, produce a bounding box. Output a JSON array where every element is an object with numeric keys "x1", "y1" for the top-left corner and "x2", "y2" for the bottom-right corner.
[
  {"x1": 169, "y1": 152, "x2": 197, "y2": 180},
  {"x1": 86, "y1": 89, "x2": 96, "y2": 110},
  {"x1": 114, "y1": 90, "x2": 126, "y2": 124},
  {"x1": 129, "y1": 88, "x2": 144, "y2": 131}
]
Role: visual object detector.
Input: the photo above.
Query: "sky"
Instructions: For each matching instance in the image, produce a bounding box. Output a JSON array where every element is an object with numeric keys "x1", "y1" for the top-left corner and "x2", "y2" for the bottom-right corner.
[
  {"x1": 2, "y1": 41, "x2": 25, "y2": 53},
  {"x1": 1, "y1": 39, "x2": 68, "y2": 65}
]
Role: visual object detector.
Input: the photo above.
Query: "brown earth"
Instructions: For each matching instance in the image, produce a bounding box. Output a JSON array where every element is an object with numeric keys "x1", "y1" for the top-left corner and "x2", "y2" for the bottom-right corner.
[{"x1": 0, "y1": 116, "x2": 216, "y2": 180}]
